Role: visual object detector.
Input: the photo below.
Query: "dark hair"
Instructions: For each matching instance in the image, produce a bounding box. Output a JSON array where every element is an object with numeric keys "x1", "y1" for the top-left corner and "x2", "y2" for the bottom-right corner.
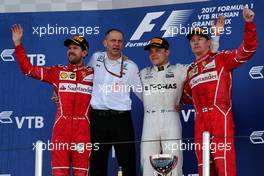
[{"x1": 104, "y1": 28, "x2": 124, "y2": 38}]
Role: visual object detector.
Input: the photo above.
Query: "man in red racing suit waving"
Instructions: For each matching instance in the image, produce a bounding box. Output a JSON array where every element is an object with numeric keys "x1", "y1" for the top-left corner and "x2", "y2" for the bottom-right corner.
[
  {"x1": 183, "y1": 7, "x2": 257, "y2": 176},
  {"x1": 11, "y1": 24, "x2": 93, "y2": 176}
]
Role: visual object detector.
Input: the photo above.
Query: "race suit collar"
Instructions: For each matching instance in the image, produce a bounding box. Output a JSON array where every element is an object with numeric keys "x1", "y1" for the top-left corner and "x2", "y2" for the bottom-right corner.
[
  {"x1": 195, "y1": 50, "x2": 212, "y2": 64},
  {"x1": 67, "y1": 63, "x2": 84, "y2": 71},
  {"x1": 153, "y1": 62, "x2": 170, "y2": 72}
]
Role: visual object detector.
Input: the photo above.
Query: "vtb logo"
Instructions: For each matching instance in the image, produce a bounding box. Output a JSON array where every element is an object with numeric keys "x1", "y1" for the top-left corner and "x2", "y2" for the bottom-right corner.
[
  {"x1": 1, "y1": 48, "x2": 46, "y2": 66},
  {"x1": 130, "y1": 10, "x2": 193, "y2": 41},
  {"x1": 250, "y1": 131, "x2": 264, "y2": 144},
  {"x1": 249, "y1": 66, "x2": 263, "y2": 80},
  {"x1": 0, "y1": 110, "x2": 44, "y2": 129},
  {"x1": 1, "y1": 49, "x2": 15, "y2": 61}
]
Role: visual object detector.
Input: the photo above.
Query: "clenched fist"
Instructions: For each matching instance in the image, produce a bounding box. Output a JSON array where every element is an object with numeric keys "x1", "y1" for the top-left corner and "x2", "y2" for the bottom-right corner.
[{"x1": 243, "y1": 6, "x2": 255, "y2": 22}]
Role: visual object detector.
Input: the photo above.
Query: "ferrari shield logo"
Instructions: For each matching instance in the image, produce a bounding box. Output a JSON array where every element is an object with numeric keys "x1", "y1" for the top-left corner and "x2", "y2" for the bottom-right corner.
[{"x1": 188, "y1": 65, "x2": 198, "y2": 78}]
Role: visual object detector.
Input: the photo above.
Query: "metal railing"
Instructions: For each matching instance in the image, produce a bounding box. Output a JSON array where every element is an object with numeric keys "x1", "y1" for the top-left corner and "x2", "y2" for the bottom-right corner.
[
  {"x1": 202, "y1": 131, "x2": 210, "y2": 176},
  {"x1": 35, "y1": 140, "x2": 43, "y2": 176},
  {"x1": 0, "y1": 133, "x2": 261, "y2": 175}
]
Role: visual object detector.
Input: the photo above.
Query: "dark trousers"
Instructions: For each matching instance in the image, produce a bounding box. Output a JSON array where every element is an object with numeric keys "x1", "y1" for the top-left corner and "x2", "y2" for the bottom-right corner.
[{"x1": 90, "y1": 109, "x2": 136, "y2": 176}]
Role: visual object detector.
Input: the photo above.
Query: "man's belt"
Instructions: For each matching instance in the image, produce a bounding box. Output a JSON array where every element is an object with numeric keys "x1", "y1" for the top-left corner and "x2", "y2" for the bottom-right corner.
[
  {"x1": 145, "y1": 109, "x2": 176, "y2": 114},
  {"x1": 92, "y1": 109, "x2": 130, "y2": 116}
]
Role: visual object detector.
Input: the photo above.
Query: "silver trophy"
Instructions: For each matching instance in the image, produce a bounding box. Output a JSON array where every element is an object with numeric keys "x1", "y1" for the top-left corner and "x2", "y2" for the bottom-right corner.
[{"x1": 149, "y1": 154, "x2": 178, "y2": 176}]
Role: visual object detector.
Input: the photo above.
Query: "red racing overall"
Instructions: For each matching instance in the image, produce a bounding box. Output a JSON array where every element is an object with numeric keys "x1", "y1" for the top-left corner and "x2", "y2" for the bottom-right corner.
[
  {"x1": 15, "y1": 45, "x2": 93, "y2": 176},
  {"x1": 184, "y1": 22, "x2": 257, "y2": 175}
]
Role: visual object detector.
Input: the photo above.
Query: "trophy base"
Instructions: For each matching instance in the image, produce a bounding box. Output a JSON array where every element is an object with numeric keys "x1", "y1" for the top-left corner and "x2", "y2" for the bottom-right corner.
[{"x1": 154, "y1": 171, "x2": 172, "y2": 176}]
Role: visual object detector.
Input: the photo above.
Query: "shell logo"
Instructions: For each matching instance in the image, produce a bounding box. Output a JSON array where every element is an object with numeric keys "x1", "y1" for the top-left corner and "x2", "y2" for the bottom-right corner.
[{"x1": 60, "y1": 72, "x2": 68, "y2": 79}]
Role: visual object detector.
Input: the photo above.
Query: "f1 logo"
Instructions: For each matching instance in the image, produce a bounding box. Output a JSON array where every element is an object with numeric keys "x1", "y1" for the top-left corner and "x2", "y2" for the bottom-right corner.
[
  {"x1": 250, "y1": 131, "x2": 264, "y2": 144},
  {"x1": 130, "y1": 10, "x2": 193, "y2": 40},
  {"x1": 130, "y1": 12, "x2": 165, "y2": 40}
]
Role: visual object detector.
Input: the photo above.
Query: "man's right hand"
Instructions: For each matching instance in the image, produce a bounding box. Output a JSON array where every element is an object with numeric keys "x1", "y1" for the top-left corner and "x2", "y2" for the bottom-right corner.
[
  {"x1": 11, "y1": 24, "x2": 23, "y2": 46},
  {"x1": 51, "y1": 92, "x2": 59, "y2": 104},
  {"x1": 211, "y1": 15, "x2": 225, "y2": 36},
  {"x1": 175, "y1": 104, "x2": 182, "y2": 112}
]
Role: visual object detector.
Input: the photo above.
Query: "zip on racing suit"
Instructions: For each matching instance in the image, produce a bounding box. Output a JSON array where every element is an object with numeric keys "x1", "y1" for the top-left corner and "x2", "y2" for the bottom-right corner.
[
  {"x1": 15, "y1": 44, "x2": 93, "y2": 176},
  {"x1": 183, "y1": 22, "x2": 257, "y2": 176}
]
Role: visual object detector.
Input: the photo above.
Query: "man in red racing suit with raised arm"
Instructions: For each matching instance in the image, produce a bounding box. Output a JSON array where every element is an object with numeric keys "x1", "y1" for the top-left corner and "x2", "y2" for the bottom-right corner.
[
  {"x1": 12, "y1": 24, "x2": 93, "y2": 176},
  {"x1": 183, "y1": 7, "x2": 257, "y2": 176}
]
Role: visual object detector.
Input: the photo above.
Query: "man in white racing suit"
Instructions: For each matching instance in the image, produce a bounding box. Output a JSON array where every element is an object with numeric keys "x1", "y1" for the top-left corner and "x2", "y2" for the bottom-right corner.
[
  {"x1": 140, "y1": 37, "x2": 187, "y2": 176},
  {"x1": 140, "y1": 33, "x2": 220, "y2": 176}
]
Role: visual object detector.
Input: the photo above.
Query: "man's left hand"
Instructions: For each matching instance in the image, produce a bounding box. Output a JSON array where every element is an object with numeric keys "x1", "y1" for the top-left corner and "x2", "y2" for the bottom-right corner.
[
  {"x1": 243, "y1": 6, "x2": 255, "y2": 22},
  {"x1": 175, "y1": 104, "x2": 182, "y2": 112}
]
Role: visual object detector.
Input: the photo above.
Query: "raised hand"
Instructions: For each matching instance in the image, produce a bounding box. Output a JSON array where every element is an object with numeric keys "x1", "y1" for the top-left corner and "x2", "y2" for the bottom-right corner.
[
  {"x1": 243, "y1": 6, "x2": 255, "y2": 22},
  {"x1": 211, "y1": 15, "x2": 225, "y2": 36},
  {"x1": 11, "y1": 24, "x2": 23, "y2": 46}
]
